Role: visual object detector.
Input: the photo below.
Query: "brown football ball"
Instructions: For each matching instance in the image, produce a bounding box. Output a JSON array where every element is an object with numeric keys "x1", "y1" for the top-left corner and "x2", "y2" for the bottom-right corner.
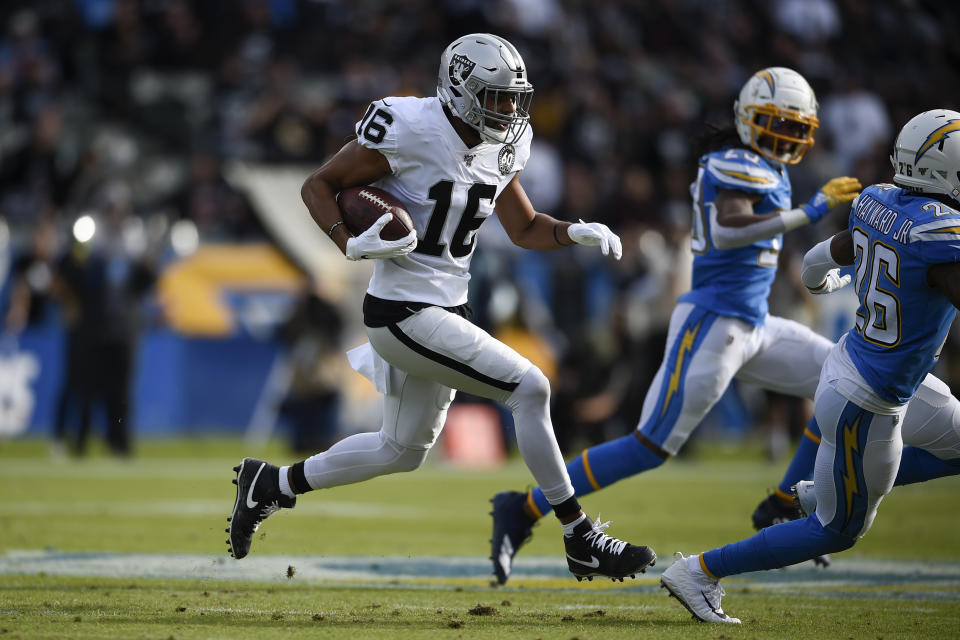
[{"x1": 336, "y1": 186, "x2": 415, "y2": 241}]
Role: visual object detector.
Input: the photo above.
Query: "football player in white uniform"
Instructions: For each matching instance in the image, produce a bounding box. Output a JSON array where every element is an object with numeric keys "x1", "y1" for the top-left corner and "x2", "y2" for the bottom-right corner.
[{"x1": 226, "y1": 33, "x2": 657, "y2": 582}]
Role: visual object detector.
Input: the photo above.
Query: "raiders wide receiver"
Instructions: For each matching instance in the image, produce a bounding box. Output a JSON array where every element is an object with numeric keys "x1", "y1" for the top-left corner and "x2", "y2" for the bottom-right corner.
[{"x1": 226, "y1": 32, "x2": 657, "y2": 584}]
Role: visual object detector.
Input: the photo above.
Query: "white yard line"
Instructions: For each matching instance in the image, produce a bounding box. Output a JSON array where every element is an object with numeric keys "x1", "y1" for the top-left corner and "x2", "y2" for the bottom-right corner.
[{"x1": 1, "y1": 550, "x2": 959, "y2": 596}]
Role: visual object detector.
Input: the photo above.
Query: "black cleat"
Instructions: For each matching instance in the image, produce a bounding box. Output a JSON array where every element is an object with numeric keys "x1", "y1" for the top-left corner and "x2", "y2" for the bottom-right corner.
[
  {"x1": 489, "y1": 491, "x2": 538, "y2": 585},
  {"x1": 752, "y1": 492, "x2": 830, "y2": 568},
  {"x1": 811, "y1": 553, "x2": 831, "y2": 568},
  {"x1": 227, "y1": 458, "x2": 295, "y2": 559},
  {"x1": 751, "y1": 492, "x2": 802, "y2": 529},
  {"x1": 564, "y1": 515, "x2": 656, "y2": 581}
]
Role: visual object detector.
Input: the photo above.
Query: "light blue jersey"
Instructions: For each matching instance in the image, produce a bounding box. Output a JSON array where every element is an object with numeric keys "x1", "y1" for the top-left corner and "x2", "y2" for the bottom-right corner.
[
  {"x1": 679, "y1": 147, "x2": 793, "y2": 325},
  {"x1": 845, "y1": 184, "x2": 960, "y2": 403}
]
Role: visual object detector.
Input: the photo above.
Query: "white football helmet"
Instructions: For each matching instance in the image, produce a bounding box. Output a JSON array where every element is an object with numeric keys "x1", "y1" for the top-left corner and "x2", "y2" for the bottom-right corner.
[
  {"x1": 890, "y1": 109, "x2": 960, "y2": 204},
  {"x1": 734, "y1": 67, "x2": 819, "y2": 165},
  {"x1": 437, "y1": 33, "x2": 533, "y2": 145}
]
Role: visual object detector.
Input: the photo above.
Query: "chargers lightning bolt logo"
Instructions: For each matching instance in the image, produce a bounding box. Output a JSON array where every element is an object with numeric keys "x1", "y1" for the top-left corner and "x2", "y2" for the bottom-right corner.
[
  {"x1": 661, "y1": 321, "x2": 702, "y2": 416},
  {"x1": 915, "y1": 119, "x2": 960, "y2": 164},
  {"x1": 757, "y1": 70, "x2": 775, "y2": 97},
  {"x1": 839, "y1": 414, "x2": 862, "y2": 532}
]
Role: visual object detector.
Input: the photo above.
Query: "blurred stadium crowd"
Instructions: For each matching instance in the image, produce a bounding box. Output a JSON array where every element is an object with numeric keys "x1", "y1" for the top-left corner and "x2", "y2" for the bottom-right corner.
[{"x1": 1, "y1": 0, "x2": 958, "y2": 456}]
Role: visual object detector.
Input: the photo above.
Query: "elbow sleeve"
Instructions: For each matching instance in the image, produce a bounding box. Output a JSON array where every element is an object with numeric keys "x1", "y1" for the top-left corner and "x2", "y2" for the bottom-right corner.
[{"x1": 711, "y1": 209, "x2": 806, "y2": 250}]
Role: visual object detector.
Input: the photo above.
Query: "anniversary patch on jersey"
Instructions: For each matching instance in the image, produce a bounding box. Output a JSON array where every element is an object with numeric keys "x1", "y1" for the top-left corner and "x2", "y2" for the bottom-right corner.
[
  {"x1": 448, "y1": 54, "x2": 476, "y2": 87},
  {"x1": 498, "y1": 144, "x2": 515, "y2": 175}
]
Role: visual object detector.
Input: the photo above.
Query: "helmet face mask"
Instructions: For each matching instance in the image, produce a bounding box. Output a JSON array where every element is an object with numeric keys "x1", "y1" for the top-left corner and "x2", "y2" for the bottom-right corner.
[
  {"x1": 890, "y1": 109, "x2": 960, "y2": 206},
  {"x1": 473, "y1": 86, "x2": 533, "y2": 143},
  {"x1": 734, "y1": 67, "x2": 819, "y2": 165},
  {"x1": 437, "y1": 33, "x2": 533, "y2": 145}
]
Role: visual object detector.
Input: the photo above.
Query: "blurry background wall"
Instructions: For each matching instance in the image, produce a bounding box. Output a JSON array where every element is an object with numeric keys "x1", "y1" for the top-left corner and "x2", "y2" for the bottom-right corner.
[{"x1": 0, "y1": 0, "x2": 956, "y2": 458}]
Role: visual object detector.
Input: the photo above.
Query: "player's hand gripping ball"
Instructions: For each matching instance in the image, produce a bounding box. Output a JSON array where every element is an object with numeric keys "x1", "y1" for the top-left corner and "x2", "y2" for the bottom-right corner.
[{"x1": 336, "y1": 186, "x2": 415, "y2": 241}]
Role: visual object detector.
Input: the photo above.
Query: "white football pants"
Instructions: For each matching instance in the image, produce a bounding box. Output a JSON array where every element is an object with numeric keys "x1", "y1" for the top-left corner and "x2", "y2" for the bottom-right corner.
[
  {"x1": 813, "y1": 339, "x2": 960, "y2": 538},
  {"x1": 900, "y1": 373, "x2": 960, "y2": 457},
  {"x1": 636, "y1": 303, "x2": 831, "y2": 455},
  {"x1": 636, "y1": 302, "x2": 960, "y2": 459},
  {"x1": 302, "y1": 306, "x2": 575, "y2": 505}
]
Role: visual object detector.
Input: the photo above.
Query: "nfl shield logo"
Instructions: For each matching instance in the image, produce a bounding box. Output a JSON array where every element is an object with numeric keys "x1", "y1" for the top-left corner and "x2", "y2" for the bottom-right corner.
[{"x1": 464, "y1": 154, "x2": 475, "y2": 167}]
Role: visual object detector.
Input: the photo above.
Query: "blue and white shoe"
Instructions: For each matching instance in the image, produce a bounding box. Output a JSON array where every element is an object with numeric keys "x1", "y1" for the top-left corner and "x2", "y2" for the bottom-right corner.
[
  {"x1": 661, "y1": 553, "x2": 741, "y2": 624},
  {"x1": 489, "y1": 491, "x2": 537, "y2": 584}
]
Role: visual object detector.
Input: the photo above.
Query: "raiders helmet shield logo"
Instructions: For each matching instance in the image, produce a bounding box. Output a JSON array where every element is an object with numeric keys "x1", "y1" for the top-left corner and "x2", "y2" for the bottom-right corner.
[
  {"x1": 448, "y1": 54, "x2": 476, "y2": 87},
  {"x1": 498, "y1": 145, "x2": 515, "y2": 175}
]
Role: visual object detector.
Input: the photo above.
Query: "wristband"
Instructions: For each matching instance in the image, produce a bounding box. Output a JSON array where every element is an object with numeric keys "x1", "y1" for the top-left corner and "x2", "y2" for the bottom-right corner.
[{"x1": 327, "y1": 220, "x2": 345, "y2": 237}]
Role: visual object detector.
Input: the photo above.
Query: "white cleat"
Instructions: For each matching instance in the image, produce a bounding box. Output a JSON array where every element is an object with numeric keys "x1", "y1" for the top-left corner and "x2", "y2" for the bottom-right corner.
[
  {"x1": 792, "y1": 480, "x2": 816, "y2": 517},
  {"x1": 660, "y1": 553, "x2": 741, "y2": 624}
]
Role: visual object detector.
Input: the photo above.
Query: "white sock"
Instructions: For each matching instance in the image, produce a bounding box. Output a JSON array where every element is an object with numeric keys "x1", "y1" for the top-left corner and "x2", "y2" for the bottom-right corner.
[
  {"x1": 686, "y1": 554, "x2": 710, "y2": 579},
  {"x1": 277, "y1": 466, "x2": 296, "y2": 499},
  {"x1": 561, "y1": 513, "x2": 587, "y2": 536}
]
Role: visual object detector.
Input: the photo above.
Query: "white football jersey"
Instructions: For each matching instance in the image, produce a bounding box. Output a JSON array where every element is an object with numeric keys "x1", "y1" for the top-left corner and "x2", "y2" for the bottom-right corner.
[{"x1": 355, "y1": 96, "x2": 532, "y2": 306}]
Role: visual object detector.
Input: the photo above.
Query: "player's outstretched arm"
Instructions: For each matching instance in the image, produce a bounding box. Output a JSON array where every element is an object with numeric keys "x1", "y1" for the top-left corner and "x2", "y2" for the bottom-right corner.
[
  {"x1": 495, "y1": 176, "x2": 622, "y2": 259},
  {"x1": 801, "y1": 177, "x2": 862, "y2": 222},
  {"x1": 301, "y1": 140, "x2": 393, "y2": 256},
  {"x1": 801, "y1": 230, "x2": 854, "y2": 294},
  {"x1": 928, "y1": 262, "x2": 960, "y2": 310},
  {"x1": 711, "y1": 177, "x2": 861, "y2": 250}
]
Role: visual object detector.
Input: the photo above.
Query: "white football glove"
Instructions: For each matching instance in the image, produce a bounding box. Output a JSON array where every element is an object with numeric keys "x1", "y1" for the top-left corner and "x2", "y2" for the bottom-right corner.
[
  {"x1": 566, "y1": 219, "x2": 623, "y2": 260},
  {"x1": 806, "y1": 268, "x2": 851, "y2": 295},
  {"x1": 345, "y1": 214, "x2": 417, "y2": 261}
]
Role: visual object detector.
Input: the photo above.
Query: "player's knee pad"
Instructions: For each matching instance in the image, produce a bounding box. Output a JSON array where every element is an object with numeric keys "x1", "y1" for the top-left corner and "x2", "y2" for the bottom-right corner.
[
  {"x1": 390, "y1": 447, "x2": 429, "y2": 473},
  {"x1": 904, "y1": 374, "x2": 960, "y2": 458},
  {"x1": 380, "y1": 431, "x2": 430, "y2": 474},
  {"x1": 505, "y1": 366, "x2": 550, "y2": 413},
  {"x1": 681, "y1": 369, "x2": 728, "y2": 418}
]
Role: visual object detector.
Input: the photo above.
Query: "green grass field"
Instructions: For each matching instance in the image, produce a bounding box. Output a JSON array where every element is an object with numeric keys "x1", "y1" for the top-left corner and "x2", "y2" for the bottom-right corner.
[{"x1": 1, "y1": 437, "x2": 958, "y2": 639}]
